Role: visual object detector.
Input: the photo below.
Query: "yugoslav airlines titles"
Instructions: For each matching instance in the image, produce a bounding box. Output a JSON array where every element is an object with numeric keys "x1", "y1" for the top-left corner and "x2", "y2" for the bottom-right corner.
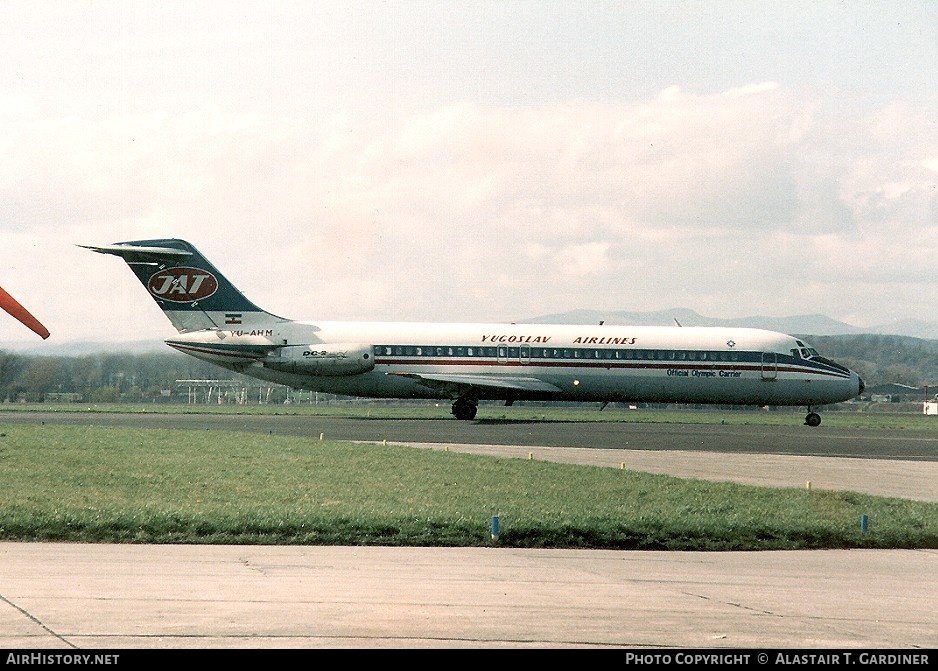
[{"x1": 481, "y1": 334, "x2": 639, "y2": 345}]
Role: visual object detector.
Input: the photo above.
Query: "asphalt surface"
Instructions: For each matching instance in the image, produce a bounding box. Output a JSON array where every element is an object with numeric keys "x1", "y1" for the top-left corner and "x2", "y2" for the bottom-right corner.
[
  {"x1": 0, "y1": 410, "x2": 935, "y2": 649},
  {"x1": 3, "y1": 409, "x2": 938, "y2": 460},
  {"x1": 1, "y1": 544, "x2": 934, "y2": 650}
]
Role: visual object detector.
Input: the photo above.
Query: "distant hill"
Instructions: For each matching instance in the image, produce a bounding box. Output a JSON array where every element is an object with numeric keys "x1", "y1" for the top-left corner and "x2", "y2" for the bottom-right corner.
[
  {"x1": 0, "y1": 339, "x2": 168, "y2": 357},
  {"x1": 4, "y1": 309, "x2": 938, "y2": 358},
  {"x1": 807, "y1": 333, "x2": 938, "y2": 388},
  {"x1": 520, "y1": 310, "x2": 938, "y2": 386},
  {"x1": 4, "y1": 312, "x2": 938, "y2": 389},
  {"x1": 522, "y1": 308, "x2": 938, "y2": 340}
]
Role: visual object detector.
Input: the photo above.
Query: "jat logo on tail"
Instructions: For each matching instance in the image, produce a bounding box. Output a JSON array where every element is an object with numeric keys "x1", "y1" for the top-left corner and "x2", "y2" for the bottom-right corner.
[{"x1": 147, "y1": 267, "x2": 218, "y2": 302}]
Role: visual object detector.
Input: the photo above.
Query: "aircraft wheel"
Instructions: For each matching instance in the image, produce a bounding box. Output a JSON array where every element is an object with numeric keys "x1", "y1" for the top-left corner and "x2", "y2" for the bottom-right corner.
[
  {"x1": 804, "y1": 412, "x2": 822, "y2": 427},
  {"x1": 452, "y1": 399, "x2": 478, "y2": 421}
]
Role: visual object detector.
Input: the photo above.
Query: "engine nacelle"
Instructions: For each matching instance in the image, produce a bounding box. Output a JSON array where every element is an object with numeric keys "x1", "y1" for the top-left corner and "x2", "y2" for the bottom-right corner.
[{"x1": 263, "y1": 343, "x2": 375, "y2": 376}]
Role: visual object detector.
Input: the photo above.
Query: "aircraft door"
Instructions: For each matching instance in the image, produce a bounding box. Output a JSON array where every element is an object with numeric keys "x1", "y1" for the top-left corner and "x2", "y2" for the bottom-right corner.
[
  {"x1": 520, "y1": 344, "x2": 530, "y2": 364},
  {"x1": 761, "y1": 352, "x2": 778, "y2": 380}
]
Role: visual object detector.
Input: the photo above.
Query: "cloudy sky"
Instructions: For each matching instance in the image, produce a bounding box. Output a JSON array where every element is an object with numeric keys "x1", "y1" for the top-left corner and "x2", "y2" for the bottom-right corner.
[{"x1": 1, "y1": 1, "x2": 935, "y2": 348}]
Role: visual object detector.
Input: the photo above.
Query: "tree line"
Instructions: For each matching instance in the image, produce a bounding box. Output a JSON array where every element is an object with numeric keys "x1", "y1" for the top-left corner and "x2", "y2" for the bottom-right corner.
[
  {"x1": 2, "y1": 333, "x2": 937, "y2": 404},
  {"x1": 805, "y1": 334, "x2": 938, "y2": 390},
  {"x1": 0, "y1": 350, "x2": 264, "y2": 404}
]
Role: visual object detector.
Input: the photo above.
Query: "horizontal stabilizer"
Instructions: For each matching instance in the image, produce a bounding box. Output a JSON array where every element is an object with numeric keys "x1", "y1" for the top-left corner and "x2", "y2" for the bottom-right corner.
[
  {"x1": 78, "y1": 243, "x2": 192, "y2": 262},
  {"x1": 165, "y1": 338, "x2": 277, "y2": 365}
]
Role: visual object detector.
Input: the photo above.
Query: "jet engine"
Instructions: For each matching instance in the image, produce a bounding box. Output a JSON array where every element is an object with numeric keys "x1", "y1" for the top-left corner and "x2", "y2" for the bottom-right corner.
[{"x1": 263, "y1": 344, "x2": 375, "y2": 376}]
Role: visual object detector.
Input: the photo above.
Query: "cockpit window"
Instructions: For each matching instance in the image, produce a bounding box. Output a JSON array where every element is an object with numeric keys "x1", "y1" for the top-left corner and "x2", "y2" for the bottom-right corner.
[{"x1": 792, "y1": 346, "x2": 821, "y2": 359}]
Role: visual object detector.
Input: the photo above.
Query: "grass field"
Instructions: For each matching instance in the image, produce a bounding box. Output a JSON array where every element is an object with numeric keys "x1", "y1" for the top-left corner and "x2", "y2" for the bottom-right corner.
[{"x1": 0, "y1": 416, "x2": 935, "y2": 550}]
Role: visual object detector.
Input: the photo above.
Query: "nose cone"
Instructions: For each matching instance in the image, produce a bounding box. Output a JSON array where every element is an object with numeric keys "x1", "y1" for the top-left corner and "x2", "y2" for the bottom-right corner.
[{"x1": 857, "y1": 374, "x2": 865, "y2": 396}]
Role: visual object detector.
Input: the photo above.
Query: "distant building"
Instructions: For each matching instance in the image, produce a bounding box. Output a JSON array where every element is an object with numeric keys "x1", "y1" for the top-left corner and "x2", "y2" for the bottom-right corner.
[{"x1": 865, "y1": 383, "x2": 926, "y2": 403}]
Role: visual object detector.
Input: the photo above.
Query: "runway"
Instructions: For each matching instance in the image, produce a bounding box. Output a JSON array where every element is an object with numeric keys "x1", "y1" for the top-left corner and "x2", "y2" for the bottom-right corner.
[
  {"x1": 0, "y1": 410, "x2": 935, "y2": 649},
  {"x1": 3, "y1": 409, "x2": 938, "y2": 461}
]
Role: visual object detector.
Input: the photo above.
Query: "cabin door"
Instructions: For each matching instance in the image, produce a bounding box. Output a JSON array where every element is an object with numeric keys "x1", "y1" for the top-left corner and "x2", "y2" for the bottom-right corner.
[{"x1": 761, "y1": 352, "x2": 778, "y2": 380}]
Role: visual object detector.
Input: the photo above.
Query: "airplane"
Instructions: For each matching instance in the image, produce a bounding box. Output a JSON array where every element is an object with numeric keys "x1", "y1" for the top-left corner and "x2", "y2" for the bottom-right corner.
[
  {"x1": 0, "y1": 285, "x2": 50, "y2": 340},
  {"x1": 82, "y1": 238, "x2": 864, "y2": 425}
]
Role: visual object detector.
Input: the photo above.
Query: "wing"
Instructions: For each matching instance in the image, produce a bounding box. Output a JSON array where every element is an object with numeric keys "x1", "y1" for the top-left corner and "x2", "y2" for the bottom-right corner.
[{"x1": 388, "y1": 371, "x2": 562, "y2": 397}]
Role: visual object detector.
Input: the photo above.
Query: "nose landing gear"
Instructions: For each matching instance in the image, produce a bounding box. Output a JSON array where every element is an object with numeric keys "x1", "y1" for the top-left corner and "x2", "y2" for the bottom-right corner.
[{"x1": 804, "y1": 408, "x2": 822, "y2": 427}]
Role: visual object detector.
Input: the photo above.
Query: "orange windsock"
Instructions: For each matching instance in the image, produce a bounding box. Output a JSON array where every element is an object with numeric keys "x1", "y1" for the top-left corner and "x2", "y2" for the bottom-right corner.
[{"x1": 0, "y1": 285, "x2": 50, "y2": 339}]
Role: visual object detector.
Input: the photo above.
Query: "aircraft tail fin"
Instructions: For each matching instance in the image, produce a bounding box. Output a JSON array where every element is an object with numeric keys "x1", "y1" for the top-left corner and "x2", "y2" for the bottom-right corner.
[
  {"x1": 80, "y1": 239, "x2": 284, "y2": 333},
  {"x1": 0, "y1": 286, "x2": 50, "y2": 339}
]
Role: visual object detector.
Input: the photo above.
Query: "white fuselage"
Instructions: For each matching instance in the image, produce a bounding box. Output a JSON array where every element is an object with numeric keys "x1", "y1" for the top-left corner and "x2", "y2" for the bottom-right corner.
[{"x1": 166, "y1": 320, "x2": 864, "y2": 408}]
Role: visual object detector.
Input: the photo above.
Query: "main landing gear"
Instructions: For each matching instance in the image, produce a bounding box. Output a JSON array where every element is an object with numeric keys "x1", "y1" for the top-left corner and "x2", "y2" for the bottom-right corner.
[
  {"x1": 452, "y1": 397, "x2": 478, "y2": 421},
  {"x1": 804, "y1": 408, "x2": 822, "y2": 427}
]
